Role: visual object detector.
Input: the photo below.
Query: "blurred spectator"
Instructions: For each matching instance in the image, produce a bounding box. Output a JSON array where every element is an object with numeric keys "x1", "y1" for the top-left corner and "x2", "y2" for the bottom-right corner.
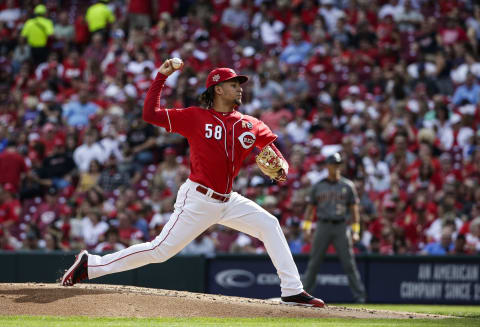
[
  {"x1": 62, "y1": 89, "x2": 99, "y2": 128},
  {"x1": 421, "y1": 227, "x2": 454, "y2": 255},
  {"x1": 127, "y1": 0, "x2": 154, "y2": 30},
  {"x1": 95, "y1": 227, "x2": 126, "y2": 252},
  {"x1": 82, "y1": 209, "x2": 109, "y2": 249},
  {"x1": 378, "y1": 0, "x2": 402, "y2": 20},
  {"x1": 11, "y1": 37, "x2": 30, "y2": 74},
  {"x1": 221, "y1": 0, "x2": 249, "y2": 40},
  {"x1": 439, "y1": 113, "x2": 474, "y2": 152},
  {"x1": 281, "y1": 69, "x2": 310, "y2": 105},
  {"x1": 255, "y1": 5, "x2": 285, "y2": 46},
  {"x1": 279, "y1": 29, "x2": 312, "y2": 65},
  {"x1": 319, "y1": 0, "x2": 345, "y2": 33},
  {"x1": 76, "y1": 159, "x2": 102, "y2": 193},
  {"x1": 73, "y1": 130, "x2": 105, "y2": 173},
  {"x1": 464, "y1": 217, "x2": 480, "y2": 253},
  {"x1": 253, "y1": 73, "x2": 284, "y2": 110},
  {"x1": 363, "y1": 146, "x2": 391, "y2": 193},
  {"x1": 286, "y1": 108, "x2": 311, "y2": 144},
  {"x1": 181, "y1": 231, "x2": 215, "y2": 256},
  {"x1": 116, "y1": 211, "x2": 143, "y2": 246},
  {"x1": 54, "y1": 11, "x2": 75, "y2": 49},
  {"x1": 20, "y1": 4, "x2": 54, "y2": 66},
  {"x1": 0, "y1": 138, "x2": 28, "y2": 192},
  {"x1": 451, "y1": 234, "x2": 470, "y2": 255},
  {"x1": 394, "y1": 0, "x2": 423, "y2": 33},
  {"x1": 0, "y1": 0, "x2": 20, "y2": 27},
  {"x1": 97, "y1": 154, "x2": 130, "y2": 193},
  {"x1": 126, "y1": 117, "x2": 157, "y2": 169},
  {"x1": 0, "y1": 183, "x2": 20, "y2": 231},
  {"x1": 38, "y1": 138, "x2": 75, "y2": 190},
  {"x1": 452, "y1": 73, "x2": 480, "y2": 105},
  {"x1": 84, "y1": 33, "x2": 108, "y2": 63},
  {"x1": 85, "y1": 0, "x2": 115, "y2": 39}
]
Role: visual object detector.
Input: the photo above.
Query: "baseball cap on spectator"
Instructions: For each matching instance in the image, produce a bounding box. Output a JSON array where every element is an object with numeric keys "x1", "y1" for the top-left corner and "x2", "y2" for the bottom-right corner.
[
  {"x1": 205, "y1": 68, "x2": 248, "y2": 89},
  {"x1": 449, "y1": 113, "x2": 462, "y2": 125},
  {"x1": 326, "y1": 153, "x2": 342, "y2": 164},
  {"x1": 34, "y1": 4, "x2": 47, "y2": 15}
]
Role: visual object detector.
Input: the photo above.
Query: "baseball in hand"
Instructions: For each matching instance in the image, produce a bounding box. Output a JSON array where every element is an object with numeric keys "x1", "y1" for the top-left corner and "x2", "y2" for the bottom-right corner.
[{"x1": 171, "y1": 58, "x2": 183, "y2": 69}]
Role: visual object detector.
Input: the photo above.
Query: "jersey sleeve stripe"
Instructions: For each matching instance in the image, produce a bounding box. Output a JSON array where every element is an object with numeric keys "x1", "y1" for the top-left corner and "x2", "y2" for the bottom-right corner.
[{"x1": 166, "y1": 109, "x2": 172, "y2": 132}]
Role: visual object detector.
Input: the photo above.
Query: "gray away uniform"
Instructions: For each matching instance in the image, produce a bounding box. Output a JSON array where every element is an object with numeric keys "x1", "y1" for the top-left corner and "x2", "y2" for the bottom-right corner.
[{"x1": 302, "y1": 177, "x2": 367, "y2": 302}]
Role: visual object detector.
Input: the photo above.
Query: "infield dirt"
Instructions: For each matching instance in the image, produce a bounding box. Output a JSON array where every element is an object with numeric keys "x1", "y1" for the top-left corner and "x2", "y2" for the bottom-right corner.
[{"x1": 0, "y1": 283, "x2": 447, "y2": 319}]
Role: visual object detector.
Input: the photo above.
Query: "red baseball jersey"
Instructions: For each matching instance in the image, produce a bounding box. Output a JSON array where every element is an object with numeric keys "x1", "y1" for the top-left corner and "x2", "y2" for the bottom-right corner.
[{"x1": 143, "y1": 73, "x2": 277, "y2": 194}]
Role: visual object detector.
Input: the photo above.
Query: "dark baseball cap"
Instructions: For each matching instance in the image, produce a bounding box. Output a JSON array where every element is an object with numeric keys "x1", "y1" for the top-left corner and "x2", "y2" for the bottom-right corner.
[
  {"x1": 326, "y1": 153, "x2": 342, "y2": 164},
  {"x1": 205, "y1": 68, "x2": 248, "y2": 89}
]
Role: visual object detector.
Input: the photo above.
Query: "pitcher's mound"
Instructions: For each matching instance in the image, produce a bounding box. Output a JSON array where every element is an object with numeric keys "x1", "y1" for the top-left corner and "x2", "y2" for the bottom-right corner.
[{"x1": 0, "y1": 283, "x2": 444, "y2": 319}]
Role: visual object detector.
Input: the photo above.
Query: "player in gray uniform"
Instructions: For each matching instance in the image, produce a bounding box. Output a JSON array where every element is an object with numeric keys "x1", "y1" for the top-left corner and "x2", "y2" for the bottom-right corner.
[{"x1": 302, "y1": 153, "x2": 367, "y2": 303}]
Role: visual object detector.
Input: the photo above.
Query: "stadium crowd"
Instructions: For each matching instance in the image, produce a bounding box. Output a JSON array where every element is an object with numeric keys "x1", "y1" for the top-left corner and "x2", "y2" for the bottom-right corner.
[{"x1": 1, "y1": 0, "x2": 480, "y2": 257}]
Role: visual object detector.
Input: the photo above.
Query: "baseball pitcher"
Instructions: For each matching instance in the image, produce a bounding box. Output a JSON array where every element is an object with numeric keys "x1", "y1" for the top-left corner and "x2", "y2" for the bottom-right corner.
[{"x1": 62, "y1": 59, "x2": 324, "y2": 308}]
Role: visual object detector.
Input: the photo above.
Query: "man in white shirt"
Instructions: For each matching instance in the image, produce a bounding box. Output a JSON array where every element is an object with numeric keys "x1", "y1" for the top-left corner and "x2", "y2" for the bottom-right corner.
[
  {"x1": 73, "y1": 130, "x2": 106, "y2": 172},
  {"x1": 319, "y1": 0, "x2": 346, "y2": 33}
]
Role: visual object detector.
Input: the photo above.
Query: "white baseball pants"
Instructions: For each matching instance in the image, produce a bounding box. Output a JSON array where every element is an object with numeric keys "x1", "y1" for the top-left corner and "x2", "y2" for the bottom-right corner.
[{"x1": 87, "y1": 179, "x2": 303, "y2": 297}]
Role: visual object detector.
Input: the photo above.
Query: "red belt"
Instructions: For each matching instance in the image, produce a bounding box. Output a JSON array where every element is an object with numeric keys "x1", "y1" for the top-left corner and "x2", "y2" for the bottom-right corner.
[{"x1": 195, "y1": 185, "x2": 230, "y2": 202}]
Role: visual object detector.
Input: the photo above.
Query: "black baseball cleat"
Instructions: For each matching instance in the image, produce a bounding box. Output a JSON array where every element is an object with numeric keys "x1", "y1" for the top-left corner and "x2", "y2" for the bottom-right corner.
[
  {"x1": 61, "y1": 250, "x2": 89, "y2": 286},
  {"x1": 281, "y1": 291, "x2": 325, "y2": 308}
]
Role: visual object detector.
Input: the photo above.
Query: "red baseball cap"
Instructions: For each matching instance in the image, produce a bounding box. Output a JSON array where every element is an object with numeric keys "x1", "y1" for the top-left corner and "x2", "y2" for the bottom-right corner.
[{"x1": 205, "y1": 68, "x2": 248, "y2": 89}]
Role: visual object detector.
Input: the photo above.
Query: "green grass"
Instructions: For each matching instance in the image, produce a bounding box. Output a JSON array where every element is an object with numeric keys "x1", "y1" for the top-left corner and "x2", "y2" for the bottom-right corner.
[
  {"x1": 2, "y1": 306, "x2": 479, "y2": 326},
  {"x1": 0, "y1": 316, "x2": 479, "y2": 327},
  {"x1": 337, "y1": 304, "x2": 480, "y2": 318}
]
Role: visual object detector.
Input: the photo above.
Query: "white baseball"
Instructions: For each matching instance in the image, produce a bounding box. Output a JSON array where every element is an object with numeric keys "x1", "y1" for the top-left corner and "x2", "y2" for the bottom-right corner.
[{"x1": 171, "y1": 58, "x2": 183, "y2": 69}]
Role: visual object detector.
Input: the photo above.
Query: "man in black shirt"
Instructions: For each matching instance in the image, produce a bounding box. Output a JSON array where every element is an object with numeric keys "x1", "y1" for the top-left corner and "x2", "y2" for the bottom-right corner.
[{"x1": 39, "y1": 138, "x2": 75, "y2": 190}]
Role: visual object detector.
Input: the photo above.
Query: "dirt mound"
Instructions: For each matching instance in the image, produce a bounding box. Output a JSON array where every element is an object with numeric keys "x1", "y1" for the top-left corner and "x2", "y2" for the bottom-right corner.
[{"x1": 0, "y1": 283, "x2": 445, "y2": 319}]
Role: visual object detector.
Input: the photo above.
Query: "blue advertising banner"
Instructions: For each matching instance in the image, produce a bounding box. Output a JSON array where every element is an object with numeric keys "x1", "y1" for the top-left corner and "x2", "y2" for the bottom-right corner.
[
  {"x1": 207, "y1": 256, "x2": 365, "y2": 301},
  {"x1": 368, "y1": 260, "x2": 480, "y2": 304}
]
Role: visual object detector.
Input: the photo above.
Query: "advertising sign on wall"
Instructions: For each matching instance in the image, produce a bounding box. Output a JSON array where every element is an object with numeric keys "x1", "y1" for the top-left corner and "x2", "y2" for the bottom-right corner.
[{"x1": 207, "y1": 257, "x2": 364, "y2": 301}]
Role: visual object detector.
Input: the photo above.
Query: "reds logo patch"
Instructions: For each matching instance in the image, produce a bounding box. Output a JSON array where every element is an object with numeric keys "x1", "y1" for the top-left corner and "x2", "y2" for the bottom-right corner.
[{"x1": 238, "y1": 131, "x2": 256, "y2": 149}]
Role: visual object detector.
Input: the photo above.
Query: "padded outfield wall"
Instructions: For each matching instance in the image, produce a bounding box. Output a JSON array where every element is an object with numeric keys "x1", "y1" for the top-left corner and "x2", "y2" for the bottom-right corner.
[{"x1": 1, "y1": 252, "x2": 479, "y2": 304}]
